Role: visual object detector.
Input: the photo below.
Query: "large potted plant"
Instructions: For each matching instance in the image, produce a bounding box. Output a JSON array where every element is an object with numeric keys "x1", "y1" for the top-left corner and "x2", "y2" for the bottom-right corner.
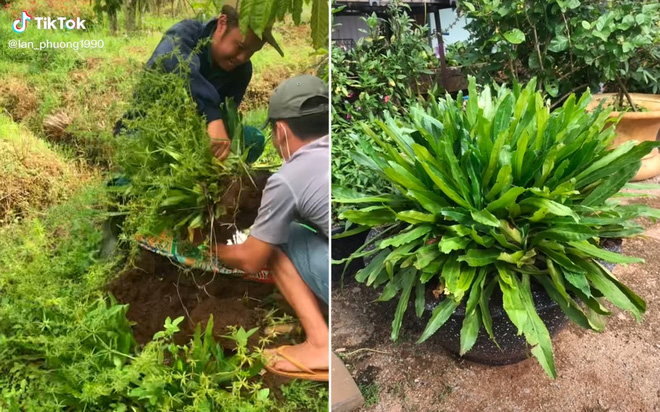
[{"x1": 333, "y1": 77, "x2": 660, "y2": 378}]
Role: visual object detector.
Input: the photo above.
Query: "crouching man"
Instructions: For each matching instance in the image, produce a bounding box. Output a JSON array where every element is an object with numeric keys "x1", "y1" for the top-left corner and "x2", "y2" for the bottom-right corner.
[{"x1": 214, "y1": 74, "x2": 330, "y2": 381}]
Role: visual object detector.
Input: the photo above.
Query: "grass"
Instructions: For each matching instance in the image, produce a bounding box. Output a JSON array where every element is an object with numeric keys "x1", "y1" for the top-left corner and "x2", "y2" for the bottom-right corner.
[
  {"x1": 0, "y1": 10, "x2": 166, "y2": 166},
  {"x1": 359, "y1": 382, "x2": 380, "y2": 407},
  {"x1": 0, "y1": 113, "x2": 97, "y2": 225}
]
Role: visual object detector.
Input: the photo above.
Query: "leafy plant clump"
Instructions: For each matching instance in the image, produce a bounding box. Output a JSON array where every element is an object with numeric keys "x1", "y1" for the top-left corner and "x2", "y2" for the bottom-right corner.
[
  {"x1": 114, "y1": 54, "x2": 268, "y2": 245},
  {"x1": 334, "y1": 77, "x2": 660, "y2": 378}
]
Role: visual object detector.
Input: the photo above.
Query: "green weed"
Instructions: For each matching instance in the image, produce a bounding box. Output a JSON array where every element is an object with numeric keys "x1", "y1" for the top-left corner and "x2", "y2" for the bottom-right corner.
[{"x1": 359, "y1": 382, "x2": 380, "y2": 407}]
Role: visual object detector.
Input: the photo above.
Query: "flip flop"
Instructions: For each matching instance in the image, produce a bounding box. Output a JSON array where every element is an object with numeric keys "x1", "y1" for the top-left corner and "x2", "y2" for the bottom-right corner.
[{"x1": 263, "y1": 345, "x2": 329, "y2": 382}]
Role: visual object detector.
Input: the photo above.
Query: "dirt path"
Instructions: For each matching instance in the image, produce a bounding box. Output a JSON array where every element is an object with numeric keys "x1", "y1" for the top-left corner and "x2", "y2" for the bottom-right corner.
[{"x1": 332, "y1": 186, "x2": 660, "y2": 412}]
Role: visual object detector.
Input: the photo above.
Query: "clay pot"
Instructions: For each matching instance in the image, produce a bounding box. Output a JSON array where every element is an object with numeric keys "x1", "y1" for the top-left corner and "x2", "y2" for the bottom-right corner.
[{"x1": 587, "y1": 93, "x2": 660, "y2": 181}]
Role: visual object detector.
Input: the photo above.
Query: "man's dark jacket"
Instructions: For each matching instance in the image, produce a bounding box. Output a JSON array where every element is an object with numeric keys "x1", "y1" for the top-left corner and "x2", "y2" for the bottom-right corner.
[{"x1": 114, "y1": 18, "x2": 251, "y2": 134}]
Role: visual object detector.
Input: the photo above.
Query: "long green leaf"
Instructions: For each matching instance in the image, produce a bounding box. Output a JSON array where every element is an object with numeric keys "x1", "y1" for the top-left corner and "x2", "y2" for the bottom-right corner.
[
  {"x1": 356, "y1": 249, "x2": 390, "y2": 283},
  {"x1": 568, "y1": 241, "x2": 644, "y2": 265},
  {"x1": 520, "y1": 198, "x2": 579, "y2": 222},
  {"x1": 341, "y1": 206, "x2": 395, "y2": 226},
  {"x1": 581, "y1": 261, "x2": 645, "y2": 321},
  {"x1": 471, "y1": 209, "x2": 500, "y2": 227},
  {"x1": 486, "y1": 187, "x2": 526, "y2": 213},
  {"x1": 415, "y1": 278, "x2": 426, "y2": 317},
  {"x1": 500, "y1": 273, "x2": 557, "y2": 378},
  {"x1": 407, "y1": 189, "x2": 449, "y2": 214},
  {"x1": 438, "y1": 236, "x2": 471, "y2": 254},
  {"x1": 457, "y1": 249, "x2": 500, "y2": 267},
  {"x1": 417, "y1": 298, "x2": 460, "y2": 343},
  {"x1": 421, "y1": 162, "x2": 472, "y2": 209},
  {"x1": 459, "y1": 269, "x2": 486, "y2": 355},
  {"x1": 380, "y1": 225, "x2": 433, "y2": 248},
  {"x1": 391, "y1": 268, "x2": 417, "y2": 340}
]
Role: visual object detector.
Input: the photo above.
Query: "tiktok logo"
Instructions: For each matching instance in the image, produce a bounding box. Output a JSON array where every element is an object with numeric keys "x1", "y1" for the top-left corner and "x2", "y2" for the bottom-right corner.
[{"x1": 12, "y1": 11, "x2": 31, "y2": 33}]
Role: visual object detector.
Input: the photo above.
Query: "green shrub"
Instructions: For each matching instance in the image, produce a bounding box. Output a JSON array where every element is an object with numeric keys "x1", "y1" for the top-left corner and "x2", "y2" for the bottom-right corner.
[
  {"x1": 457, "y1": 0, "x2": 660, "y2": 108},
  {"x1": 331, "y1": 1, "x2": 437, "y2": 203}
]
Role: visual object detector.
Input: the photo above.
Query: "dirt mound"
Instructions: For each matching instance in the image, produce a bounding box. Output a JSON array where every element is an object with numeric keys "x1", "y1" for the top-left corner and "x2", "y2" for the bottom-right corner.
[
  {"x1": 108, "y1": 250, "x2": 278, "y2": 347},
  {"x1": 0, "y1": 115, "x2": 94, "y2": 224}
]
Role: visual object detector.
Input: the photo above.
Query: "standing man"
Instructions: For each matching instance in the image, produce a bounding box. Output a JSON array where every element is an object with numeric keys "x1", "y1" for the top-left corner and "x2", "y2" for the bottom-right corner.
[
  {"x1": 116, "y1": 5, "x2": 282, "y2": 161},
  {"x1": 214, "y1": 74, "x2": 330, "y2": 381}
]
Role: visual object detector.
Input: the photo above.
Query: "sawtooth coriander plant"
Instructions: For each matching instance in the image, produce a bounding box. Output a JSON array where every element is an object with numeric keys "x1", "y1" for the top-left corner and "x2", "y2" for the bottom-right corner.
[
  {"x1": 114, "y1": 52, "x2": 268, "y2": 246},
  {"x1": 333, "y1": 77, "x2": 660, "y2": 378}
]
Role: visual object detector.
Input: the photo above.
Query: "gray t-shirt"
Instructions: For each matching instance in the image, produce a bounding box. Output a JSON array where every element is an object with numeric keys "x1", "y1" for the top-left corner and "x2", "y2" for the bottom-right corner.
[{"x1": 250, "y1": 135, "x2": 329, "y2": 245}]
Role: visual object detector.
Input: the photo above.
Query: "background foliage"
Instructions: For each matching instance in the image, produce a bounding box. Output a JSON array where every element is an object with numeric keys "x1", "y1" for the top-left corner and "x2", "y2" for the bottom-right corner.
[
  {"x1": 331, "y1": 2, "x2": 437, "y2": 220},
  {"x1": 456, "y1": 0, "x2": 660, "y2": 108}
]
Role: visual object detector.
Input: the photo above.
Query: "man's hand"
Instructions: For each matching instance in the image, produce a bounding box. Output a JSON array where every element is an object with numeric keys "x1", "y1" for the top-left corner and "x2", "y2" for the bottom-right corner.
[{"x1": 208, "y1": 119, "x2": 231, "y2": 161}]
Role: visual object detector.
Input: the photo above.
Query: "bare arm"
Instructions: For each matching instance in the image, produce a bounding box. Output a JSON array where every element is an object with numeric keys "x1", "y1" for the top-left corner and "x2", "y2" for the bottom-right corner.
[{"x1": 214, "y1": 235, "x2": 275, "y2": 274}]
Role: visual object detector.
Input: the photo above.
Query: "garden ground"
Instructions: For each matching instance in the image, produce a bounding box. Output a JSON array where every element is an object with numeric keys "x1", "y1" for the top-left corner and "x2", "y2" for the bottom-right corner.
[{"x1": 332, "y1": 180, "x2": 660, "y2": 412}]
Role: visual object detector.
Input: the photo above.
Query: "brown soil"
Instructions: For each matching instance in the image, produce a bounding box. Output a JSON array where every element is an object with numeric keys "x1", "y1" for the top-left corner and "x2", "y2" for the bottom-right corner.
[
  {"x1": 108, "y1": 249, "x2": 287, "y2": 348},
  {"x1": 219, "y1": 170, "x2": 271, "y2": 235},
  {"x1": 332, "y1": 184, "x2": 660, "y2": 412}
]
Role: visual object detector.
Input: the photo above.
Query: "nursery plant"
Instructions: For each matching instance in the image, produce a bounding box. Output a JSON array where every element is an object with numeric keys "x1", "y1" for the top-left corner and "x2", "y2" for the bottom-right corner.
[
  {"x1": 332, "y1": 1, "x2": 436, "y2": 216},
  {"x1": 333, "y1": 77, "x2": 660, "y2": 378}
]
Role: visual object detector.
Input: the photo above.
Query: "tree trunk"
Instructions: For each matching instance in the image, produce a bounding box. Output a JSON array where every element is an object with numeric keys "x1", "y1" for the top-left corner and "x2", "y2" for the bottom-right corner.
[{"x1": 125, "y1": 0, "x2": 137, "y2": 33}]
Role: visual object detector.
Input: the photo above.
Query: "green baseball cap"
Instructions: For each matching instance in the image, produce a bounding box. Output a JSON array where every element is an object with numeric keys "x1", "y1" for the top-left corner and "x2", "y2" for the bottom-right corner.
[{"x1": 267, "y1": 74, "x2": 329, "y2": 121}]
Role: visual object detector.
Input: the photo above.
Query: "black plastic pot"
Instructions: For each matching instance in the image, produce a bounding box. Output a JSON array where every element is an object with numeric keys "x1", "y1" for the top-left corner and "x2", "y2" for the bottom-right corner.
[
  {"x1": 331, "y1": 225, "x2": 370, "y2": 284},
  {"x1": 415, "y1": 285, "x2": 569, "y2": 365},
  {"x1": 412, "y1": 238, "x2": 623, "y2": 365}
]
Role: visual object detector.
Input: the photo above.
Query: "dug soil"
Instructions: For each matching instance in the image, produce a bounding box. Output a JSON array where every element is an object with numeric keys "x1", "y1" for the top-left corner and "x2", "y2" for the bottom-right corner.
[
  {"x1": 108, "y1": 249, "x2": 328, "y2": 396},
  {"x1": 212, "y1": 171, "x2": 271, "y2": 244},
  {"x1": 332, "y1": 182, "x2": 660, "y2": 412},
  {"x1": 108, "y1": 249, "x2": 289, "y2": 348}
]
